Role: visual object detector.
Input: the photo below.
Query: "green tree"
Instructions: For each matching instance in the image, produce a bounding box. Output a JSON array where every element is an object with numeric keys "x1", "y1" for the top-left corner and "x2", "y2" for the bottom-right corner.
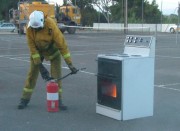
[
  {"x1": 110, "y1": 0, "x2": 123, "y2": 23},
  {"x1": 71, "y1": 0, "x2": 98, "y2": 25},
  {"x1": 81, "y1": 5, "x2": 98, "y2": 26},
  {"x1": 0, "y1": 0, "x2": 19, "y2": 21},
  {"x1": 110, "y1": 0, "x2": 162, "y2": 23},
  {"x1": 92, "y1": 0, "x2": 113, "y2": 23},
  {"x1": 72, "y1": 0, "x2": 92, "y2": 10},
  {"x1": 143, "y1": 0, "x2": 161, "y2": 23},
  {"x1": 163, "y1": 14, "x2": 178, "y2": 24}
]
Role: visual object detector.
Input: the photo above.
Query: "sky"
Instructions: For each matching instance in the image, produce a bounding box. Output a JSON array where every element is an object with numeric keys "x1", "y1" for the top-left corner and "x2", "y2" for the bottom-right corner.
[
  {"x1": 47, "y1": 0, "x2": 179, "y2": 15},
  {"x1": 46, "y1": 0, "x2": 63, "y2": 5},
  {"x1": 148, "y1": 0, "x2": 179, "y2": 15}
]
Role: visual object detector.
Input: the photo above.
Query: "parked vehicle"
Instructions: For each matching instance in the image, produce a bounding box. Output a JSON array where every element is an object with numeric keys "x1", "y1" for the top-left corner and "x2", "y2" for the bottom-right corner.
[
  {"x1": 0, "y1": 21, "x2": 4, "y2": 25},
  {"x1": 169, "y1": 24, "x2": 180, "y2": 33},
  {"x1": 0, "y1": 23, "x2": 16, "y2": 32}
]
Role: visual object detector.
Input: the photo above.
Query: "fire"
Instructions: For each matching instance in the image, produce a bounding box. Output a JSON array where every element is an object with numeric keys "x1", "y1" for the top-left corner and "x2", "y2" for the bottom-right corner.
[
  {"x1": 102, "y1": 82, "x2": 117, "y2": 98},
  {"x1": 110, "y1": 84, "x2": 117, "y2": 98}
]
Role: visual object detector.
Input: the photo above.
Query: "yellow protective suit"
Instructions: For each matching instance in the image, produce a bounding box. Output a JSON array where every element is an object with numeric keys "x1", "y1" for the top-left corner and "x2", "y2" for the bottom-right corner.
[{"x1": 21, "y1": 17, "x2": 72, "y2": 100}]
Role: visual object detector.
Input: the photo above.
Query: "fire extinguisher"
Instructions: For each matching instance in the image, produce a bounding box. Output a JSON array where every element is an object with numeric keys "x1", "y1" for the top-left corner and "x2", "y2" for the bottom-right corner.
[
  {"x1": 39, "y1": 63, "x2": 86, "y2": 112},
  {"x1": 46, "y1": 81, "x2": 59, "y2": 112}
]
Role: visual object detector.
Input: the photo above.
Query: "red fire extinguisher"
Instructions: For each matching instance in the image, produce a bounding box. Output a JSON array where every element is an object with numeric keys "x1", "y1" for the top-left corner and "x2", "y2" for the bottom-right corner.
[
  {"x1": 46, "y1": 81, "x2": 59, "y2": 112},
  {"x1": 40, "y1": 62, "x2": 86, "y2": 112}
]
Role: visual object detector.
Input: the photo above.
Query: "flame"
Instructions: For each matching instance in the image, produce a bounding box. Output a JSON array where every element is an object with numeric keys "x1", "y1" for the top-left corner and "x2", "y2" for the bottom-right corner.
[
  {"x1": 110, "y1": 84, "x2": 117, "y2": 98},
  {"x1": 102, "y1": 82, "x2": 117, "y2": 98}
]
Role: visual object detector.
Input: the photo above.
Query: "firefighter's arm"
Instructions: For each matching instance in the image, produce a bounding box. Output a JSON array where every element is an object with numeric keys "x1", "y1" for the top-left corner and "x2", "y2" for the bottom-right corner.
[
  {"x1": 52, "y1": 23, "x2": 72, "y2": 65},
  {"x1": 26, "y1": 30, "x2": 41, "y2": 65},
  {"x1": 52, "y1": 22, "x2": 78, "y2": 74}
]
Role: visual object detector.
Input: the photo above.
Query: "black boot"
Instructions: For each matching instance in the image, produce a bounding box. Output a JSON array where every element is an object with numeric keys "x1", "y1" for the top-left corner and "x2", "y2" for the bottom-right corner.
[
  {"x1": 59, "y1": 99, "x2": 67, "y2": 110},
  {"x1": 18, "y1": 98, "x2": 30, "y2": 109}
]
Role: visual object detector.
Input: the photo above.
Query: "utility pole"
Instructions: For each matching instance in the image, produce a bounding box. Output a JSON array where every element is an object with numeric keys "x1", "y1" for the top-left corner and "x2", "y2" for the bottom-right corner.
[
  {"x1": 177, "y1": 3, "x2": 180, "y2": 25},
  {"x1": 124, "y1": 0, "x2": 128, "y2": 34},
  {"x1": 178, "y1": 3, "x2": 180, "y2": 20},
  {"x1": 161, "y1": 0, "x2": 163, "y2": 32},
  {"x1": 142, "y1": 0, "x2": 144, "y2": 33},
  {"x1": 142, "y1": 0, "x2": 144, "y2": 25},
  {"x1": 121, "y1": 0, "x2": 124, "y2": 23},
  {"x1": 176, "y1": 3, "x2": 180, "y2": 45}
]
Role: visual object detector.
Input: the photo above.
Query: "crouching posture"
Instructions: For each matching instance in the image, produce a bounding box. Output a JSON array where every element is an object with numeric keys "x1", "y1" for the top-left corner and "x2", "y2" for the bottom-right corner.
[{"x1": 18, "y1": 11, "x2": 77, "y2": 110}]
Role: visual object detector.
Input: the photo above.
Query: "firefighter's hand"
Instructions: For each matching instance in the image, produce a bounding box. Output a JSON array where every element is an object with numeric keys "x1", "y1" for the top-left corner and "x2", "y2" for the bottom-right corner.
[{"x1": 68, "y1": 64, "x2": 78, "y2": 74}]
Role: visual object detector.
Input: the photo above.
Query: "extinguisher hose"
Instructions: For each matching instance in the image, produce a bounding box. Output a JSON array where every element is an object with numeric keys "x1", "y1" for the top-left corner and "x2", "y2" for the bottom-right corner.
[{"x1": 54, "y1": 67, "x2": 86, "y2": 82}]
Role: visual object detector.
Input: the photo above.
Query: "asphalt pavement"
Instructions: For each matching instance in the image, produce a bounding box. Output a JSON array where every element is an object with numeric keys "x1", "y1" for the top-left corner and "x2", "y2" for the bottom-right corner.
[{"x1": 0, "y1": 30, "x2": 180, "y2": 131}]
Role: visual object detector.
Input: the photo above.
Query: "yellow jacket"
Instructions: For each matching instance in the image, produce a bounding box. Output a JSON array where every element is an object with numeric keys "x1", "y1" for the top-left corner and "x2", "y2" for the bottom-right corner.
[{"x1": 26, "y1": 17, "x2": 72, "y2": 65}]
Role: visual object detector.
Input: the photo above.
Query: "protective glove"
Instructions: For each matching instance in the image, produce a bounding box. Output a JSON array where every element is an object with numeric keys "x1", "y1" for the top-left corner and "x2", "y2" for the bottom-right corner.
[
  {"x1": 39, "y1": 63, "x2": 54, "y2": 81},
  {"x1": 68, "y1": 64, "x2": 78, "y2": 74}
]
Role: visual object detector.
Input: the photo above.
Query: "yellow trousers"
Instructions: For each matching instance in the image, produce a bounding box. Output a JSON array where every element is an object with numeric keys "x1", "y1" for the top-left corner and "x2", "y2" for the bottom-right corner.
[{"x1": 21, "y1": 55, "x2": 62, "y2": 100}]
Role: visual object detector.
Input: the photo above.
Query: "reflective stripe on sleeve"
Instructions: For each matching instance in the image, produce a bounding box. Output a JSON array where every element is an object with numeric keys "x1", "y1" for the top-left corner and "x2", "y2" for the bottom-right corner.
[
  {"x1": 23, "y1": 88, "x2": 33, "y2": 93},
  {"x1": 63, "y1": 53, "x2": 70, "y2": 59},
  {"x1": 58, "y1": 88, "x2": 62, "y2": 93},
  {"x1": 32, "y1": 53, "x2": 40, "y2": 59}
]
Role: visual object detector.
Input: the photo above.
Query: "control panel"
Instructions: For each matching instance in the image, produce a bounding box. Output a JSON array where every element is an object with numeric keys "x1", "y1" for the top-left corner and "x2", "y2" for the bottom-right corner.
[
  {"x1": 123, "y1": 35, "x2": 155, "y2": 57},
  {"x1": 125, "y1": 35, "x2": 152, "y2": 47}
]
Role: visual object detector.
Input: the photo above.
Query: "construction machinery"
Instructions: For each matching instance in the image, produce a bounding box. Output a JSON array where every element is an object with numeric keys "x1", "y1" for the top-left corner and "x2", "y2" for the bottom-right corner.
[
  {"x1": 11, "y1": 1, "x2": 55, "y2": 34},
  {"x1": 10, "y1": 1, "x2": 81, "y2": 34},
  {"x1": 57, "y1": 4, "x2": 81, "y2": 34}
]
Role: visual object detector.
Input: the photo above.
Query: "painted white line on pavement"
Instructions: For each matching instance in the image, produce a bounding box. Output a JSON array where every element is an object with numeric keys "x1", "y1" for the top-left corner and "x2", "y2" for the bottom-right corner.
[
  {"x1": 155, "y1": 83, "x2": 180, "y2": 87},
  {"x1": 71, "y1": 49, "x2": 119, "y2": 53},
  {"x1": 0, "y1": 48, "x2": 120, "y2": 58},
  {"x1": 0, "y1": 48, "x2": 28, "y2": 51},
  {"x1": 0, "y1": 56, "x2": 31, "y2": 63},
  {"x1": 69, "y1": 43, "x2": 122, "y2": 47},
  {"x1": 156, "y1": 55, "x2": 180, "y2": 59},
  {"x1": 13, "y1": 57, "x2": 29, "y2": 59},
  {"x1": 3, "y1": 55, "x2": 180, "y2": 86},
  {"x1": 156, "y1": 86, "x2": 180, "y2": 92},
  {"x1": 0, "y1": 55, "x2": 96, "y2": 75},
  {"x1": 3, "y1": 55, "x2": 180, "y2": 92},
  {"x1": 79, "y1": 70, "x2": 96, "y2": 75},
  {"x1": 0, "y1": 54, "x2": 29, "y2": 57},
  {"x1": 155, "y1": 83, "x2": 180, "y2": 92}
]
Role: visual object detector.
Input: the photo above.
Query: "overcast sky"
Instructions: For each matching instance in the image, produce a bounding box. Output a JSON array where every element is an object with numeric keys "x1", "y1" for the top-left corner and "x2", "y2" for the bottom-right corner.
[
  {"x1": 148, "y1": 0, "x2": 179, "y2": 15},
  {"x1": 47, "y1": 0, "x2": 179, "y2": 15}
]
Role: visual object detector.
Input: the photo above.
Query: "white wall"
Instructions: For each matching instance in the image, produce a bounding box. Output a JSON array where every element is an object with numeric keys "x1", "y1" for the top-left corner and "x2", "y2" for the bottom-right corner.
[{"x1": 93, "y1": 23, "x2": 176, "y2": 32}]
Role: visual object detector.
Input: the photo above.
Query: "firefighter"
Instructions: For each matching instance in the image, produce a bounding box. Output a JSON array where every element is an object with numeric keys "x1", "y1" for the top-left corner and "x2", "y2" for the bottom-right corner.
[{"x1": 18, "y1": 10, "x2": 78, "y2": 110}]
